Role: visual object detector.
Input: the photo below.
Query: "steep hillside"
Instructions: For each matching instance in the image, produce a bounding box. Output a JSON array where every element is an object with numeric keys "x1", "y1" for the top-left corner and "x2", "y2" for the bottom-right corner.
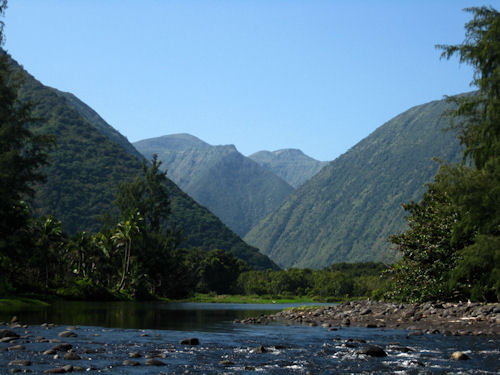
[
  {"x1": 249, "y1": 149, "x2": 328, "y2": 188},
  {"x1": 244, "y1": 98, "x2": 464, "y2": 268},
  {"x1": 134, "y1": 134, "x2": 294, "y2": 236},
  {"x1": 8, "y1": 52, "x2": 276, "y2": 270}
]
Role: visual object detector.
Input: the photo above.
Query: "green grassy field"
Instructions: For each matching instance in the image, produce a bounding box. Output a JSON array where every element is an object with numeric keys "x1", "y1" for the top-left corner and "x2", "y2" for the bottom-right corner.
[{"x1": 170, "y1": 293, "x2": 320, "y2": 304}]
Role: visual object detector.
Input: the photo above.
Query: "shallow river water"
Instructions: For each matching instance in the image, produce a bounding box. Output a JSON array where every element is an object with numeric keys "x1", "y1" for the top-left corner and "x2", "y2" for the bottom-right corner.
[{"x1": 0, "y1": 302, "x2": 499, "y2": 374}]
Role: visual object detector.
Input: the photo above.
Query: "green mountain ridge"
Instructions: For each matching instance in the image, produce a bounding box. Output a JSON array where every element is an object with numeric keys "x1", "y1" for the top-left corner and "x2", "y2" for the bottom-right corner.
[
  {"x1": 244, "y1": 97, "x2": 465, "y2": 269},
  {"x1": 7, "y1": 52, "x2": 276, "y2": 270},
  {"x1": 134, "y1": 134, "x2": 295, "y2": 237},
  {"x1": 249, "y1": 148, "x2": 329, "y2": 188}
]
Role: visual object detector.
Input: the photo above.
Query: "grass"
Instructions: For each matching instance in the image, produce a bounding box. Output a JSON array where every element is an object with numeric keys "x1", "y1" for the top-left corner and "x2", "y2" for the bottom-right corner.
[
  {"x1": 169, "y1": 293, "x2": 320, "y2": 304},
  {"x1": 0, "y1": 297, "x2": 50, "y2": 310}
]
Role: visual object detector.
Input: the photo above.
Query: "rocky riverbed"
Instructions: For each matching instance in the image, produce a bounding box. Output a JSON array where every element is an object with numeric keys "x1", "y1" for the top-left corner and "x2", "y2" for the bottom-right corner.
[
  {"x1": 236, "y1": 300, "x2": 500, "y2": 336},
  {"x1": 1, "y1": 303, "x2": 500, "y2": 374}
]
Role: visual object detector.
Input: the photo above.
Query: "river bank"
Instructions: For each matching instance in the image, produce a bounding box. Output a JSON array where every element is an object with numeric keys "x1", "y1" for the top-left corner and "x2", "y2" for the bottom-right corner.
[{"x1": 237, "y1": 300, "x2": 500, "y2": 336}]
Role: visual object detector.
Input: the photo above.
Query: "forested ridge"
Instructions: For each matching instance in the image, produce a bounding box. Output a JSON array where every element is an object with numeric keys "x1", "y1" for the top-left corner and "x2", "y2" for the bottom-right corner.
[
  {"x1": 248, "y1": 148, "x2": 328, "y2": 188},
  {"x1": 134, "y1": 134, "x2": 294, "y2": 237},
  {"x1": 245, "y1": 98, "x2": 464, "y2": 268}
]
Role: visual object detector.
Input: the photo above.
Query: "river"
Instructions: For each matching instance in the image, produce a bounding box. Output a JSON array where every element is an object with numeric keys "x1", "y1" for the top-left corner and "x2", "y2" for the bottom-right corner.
[{"x1": 0, "y1": 301, "x2": 499, "y2": 374}]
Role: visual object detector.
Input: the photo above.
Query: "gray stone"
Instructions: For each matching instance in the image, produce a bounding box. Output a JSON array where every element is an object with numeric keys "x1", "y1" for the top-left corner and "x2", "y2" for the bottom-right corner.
[{"x1": 357, "y1": 346, "x2": 387, "y2": 357}]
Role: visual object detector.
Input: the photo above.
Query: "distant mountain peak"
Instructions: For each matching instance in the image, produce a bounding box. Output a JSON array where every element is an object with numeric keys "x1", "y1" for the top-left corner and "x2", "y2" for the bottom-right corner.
[
  {"x1": 134, "y1": 134, "x2": 293, "y2": 237},
  {"x1": 249, "y1": 148, "x2": 328, "y2": 188}
]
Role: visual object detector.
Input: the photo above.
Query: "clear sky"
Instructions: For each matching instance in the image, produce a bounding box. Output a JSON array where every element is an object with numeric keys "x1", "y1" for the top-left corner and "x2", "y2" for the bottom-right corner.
[{"x1": 4, "y1": 0, "x2": 493, "y2": 161}]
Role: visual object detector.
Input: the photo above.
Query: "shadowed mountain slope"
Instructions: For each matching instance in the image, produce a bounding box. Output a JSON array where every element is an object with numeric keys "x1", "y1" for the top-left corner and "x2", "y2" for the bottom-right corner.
[
  {"x1": 8, "y1": 52, "x2": 276, "y2": 270},
  {"x1": 134, "y1": 134, "x2": 294, "y2": 237},
  {"x1": 244, "y1": 98, "x2": 464, "y2": 269},
  {"x1": 249, "y1": 149, "x2": 328, "y2": 188}
]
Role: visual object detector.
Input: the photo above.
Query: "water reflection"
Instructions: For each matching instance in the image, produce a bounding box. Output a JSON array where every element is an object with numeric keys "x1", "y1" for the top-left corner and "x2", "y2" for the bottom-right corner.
[{"x1": 0, "y1": 301, "x2": 328, "y2": 332}]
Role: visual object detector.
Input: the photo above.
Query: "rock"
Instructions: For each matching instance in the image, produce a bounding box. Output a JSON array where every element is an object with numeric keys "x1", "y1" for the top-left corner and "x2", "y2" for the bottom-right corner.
[
  {"x1": 8, "y1": 360, "x2": 32, "y2": 366},
  {"x1": 122, "y1": 360, "x2": 140, "y2": 366},
  {"x1": 61, "y1": 365, "x2": 73, "y2": 372},
  {"x1": 43, "y1": 349, "x2": 57, "y2": 355},
  {"x1": 58, "y1": 331, "x2": 77, "y2": 338},
  {"x1": 357, "y1": 346, "x2": 387, "y2": 357},
  {"x1": 64, "y1": 351, "x2": 81, "y2": 360},
  {"x1": 10, "y1": 316, "x2": 18, "y2": 323},
  {"x1": 254, "y1": 345, "x2": 267, "y2": 353},
  {"x1": 52, "y1": 343, "x2": 72, "y2": 352},
  {"x1": 43, "y1": 368, "x2": 68, "y2": 373},
  {"x1": 8, "y1": 344, "x2": 25, "y2": 350},
  {"x1": 450, "y1": 351, "x2": 470, "y2": 360},
  {"x1": 0, "y1": 336, "x2": 17, "y2": 343},
  {"x1": 220, "y1": 360, "x2": 234, "y2": 365},
  {"x1": 180, "y1": 337, "x2": 199, "y2": 345},
  {"x1": 360, "y1": 308, "x2": 372, "y2": 315},
  {"x1": 342, "y1": 318, "x2": 351, "y2": 326},
  {"x1": 0, "y1": 329, "x2": 19, "y2": 338},
  {"x1": 129, "y1": 351, "x2": 141, "y2": 358},
  {"x1": 145, "y1": 358, "x2": 165, "y2": 366}
]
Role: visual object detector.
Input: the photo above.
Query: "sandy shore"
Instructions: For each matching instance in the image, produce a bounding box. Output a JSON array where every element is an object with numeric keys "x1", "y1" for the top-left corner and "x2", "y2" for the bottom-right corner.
[{"x1": 237, "y1": 300, "x2": 500, "y2": 336}]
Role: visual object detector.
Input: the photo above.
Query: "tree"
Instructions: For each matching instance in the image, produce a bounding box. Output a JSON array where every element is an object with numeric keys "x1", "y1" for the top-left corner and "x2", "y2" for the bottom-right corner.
[
  {"x1": 389, "y1": 7, "x2": 500, "y2": 302},
  {"x1": 111, "y1": 212, "x2": 143, "y2": 291},
  {"x1": 114, "y1": 155, "x2": 170, "y2": 233},
  {"x1": 437, "y1": 6, "x2": 500, "y2": 169},
  {"x1": 0, "y1": 2, "x2": 53, "y2": 289}
]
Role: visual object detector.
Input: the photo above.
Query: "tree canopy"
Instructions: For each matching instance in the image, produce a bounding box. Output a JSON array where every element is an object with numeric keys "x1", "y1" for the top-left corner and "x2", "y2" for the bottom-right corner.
[{"x1": 389, "y1": 7, "x2": 500, "y2": 302}]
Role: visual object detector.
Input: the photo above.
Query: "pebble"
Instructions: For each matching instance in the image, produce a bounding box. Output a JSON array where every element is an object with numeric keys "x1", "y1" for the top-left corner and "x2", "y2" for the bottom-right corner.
[
  {"x1": 8, "y1": 360, "x2": 32, "y2": 366},
  {"x1": 450, "y1": 351, "x2": 470, "y2": 360},
  {"x1": 58, "y1": 331, "x2": 77, "y2": 338},
  {"x1": 123, "y1": 360, "x2": 140, "y2": 366},
  {"x1": 145, "y1": 358, "x2": 166, "y2": 366}
]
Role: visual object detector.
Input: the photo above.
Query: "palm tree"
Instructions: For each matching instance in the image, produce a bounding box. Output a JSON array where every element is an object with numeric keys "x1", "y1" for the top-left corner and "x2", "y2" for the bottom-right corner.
[{"x1": 112, "y1": 212, "x2": 143, "y2": 291}]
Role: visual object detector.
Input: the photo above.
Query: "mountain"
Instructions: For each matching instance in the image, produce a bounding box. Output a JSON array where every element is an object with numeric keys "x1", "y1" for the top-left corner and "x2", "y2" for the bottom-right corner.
[
  {"x1": 249, "y1": 149, "x2": 329, "y2": 188},
  {"x1": 134, "y1": 134, "x2": 294, "y2": 237},
  {"x1": 7, "y1": 52, "x2": 276, "y2": 270},
  {"x1": 244, "y1": 98, "x2": 464, "y2": 269}
]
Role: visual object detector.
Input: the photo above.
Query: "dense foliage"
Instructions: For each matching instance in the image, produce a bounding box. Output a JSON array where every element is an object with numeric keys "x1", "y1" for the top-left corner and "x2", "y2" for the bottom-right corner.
[
  {"x1": 388, "y1": 6, "x2": 500, "y2": 302},
  {"x1": 2, "y1": 52, "x2": 276, "y2": 270},
  {"x1": 245, "y1": 98, "x2": 463, "y2": 268},
  {"x1": 134, "y1": 134, "x2": 294, "y2": 237},
  {"x1": 238, "y1": 262, "x2": 389, "y2": 301}
]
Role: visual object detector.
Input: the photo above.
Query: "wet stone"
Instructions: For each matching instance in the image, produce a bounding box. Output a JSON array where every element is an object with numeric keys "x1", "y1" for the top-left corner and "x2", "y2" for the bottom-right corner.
[
  {"x1": 63, "y1": 351, "x2": 81, "y2": 360},
  {"x1": 145, "y1": 358, "x2": 166, "y2": 366},
  {"x1": 129, "y1": 351, "x2": 141, "y2": 358},
  {"x1": 58, "y1": 331, "x2": 77, "y2": 338},
  {"x1": 8, "y1": 360, "x2": 32, "y2": 366},
  {"x1": 123, "y1": 360, "x2": 140, "y2": 366},
  {"x1": 450, "y1": 351, "x2": 470, "y2": 360},
  {"x1": 8, "y1": 344, "x2": 26, "y2": 350},
  {"x1": 180, "y1": 337, "x2": 199, "y2": 345},
  {"x1": 52, "y1": 343, "x2": 72, "y2": 352},
  {"x1": 357, "y1": 346, "x2": 387, "y2": 357},
  {"x1": 0, "y1": 329, "x2": 20, "y2": 339}
]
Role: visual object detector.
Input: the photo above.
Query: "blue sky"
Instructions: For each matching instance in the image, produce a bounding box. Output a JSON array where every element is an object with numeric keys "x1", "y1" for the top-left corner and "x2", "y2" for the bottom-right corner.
[{"x1": 4, "y1": 0, "x2": 491, "y2": 161}]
